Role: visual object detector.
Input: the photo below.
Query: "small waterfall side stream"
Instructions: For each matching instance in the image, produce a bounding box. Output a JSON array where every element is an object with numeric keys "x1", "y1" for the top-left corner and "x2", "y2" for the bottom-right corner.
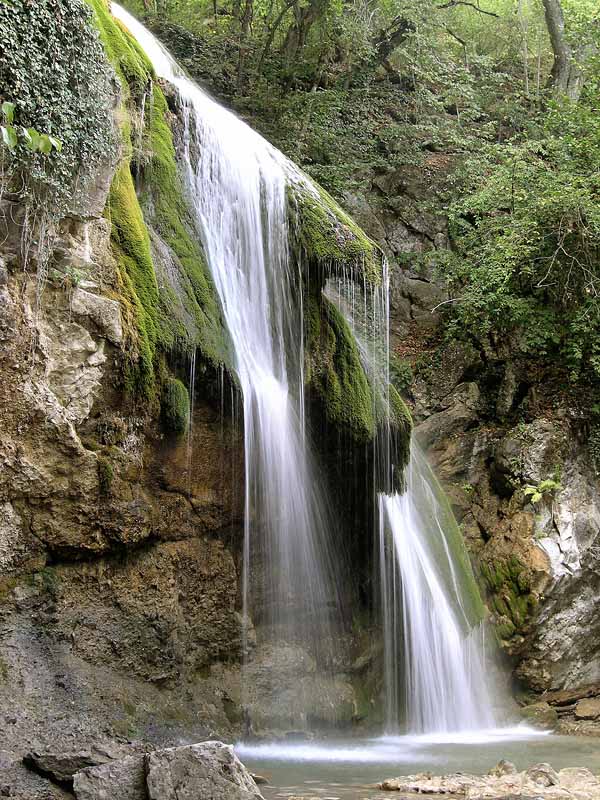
[
  {"x1": 112, "y1": 2, "x2": 497, "y2": 737},
  {"x1": 326, "y1": 273, "x2": 496, "y2": 734}
]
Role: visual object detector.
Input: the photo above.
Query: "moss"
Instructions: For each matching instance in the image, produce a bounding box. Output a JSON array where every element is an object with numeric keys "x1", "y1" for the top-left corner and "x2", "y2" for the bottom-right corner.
[
  {"x1": 108, "y1": 160, "x2": 159, "y2": 396},
  {"x1": 142, "y1": 86, "x2": 230, "y2": 365},
  {"x1": 289, "y1": 181, "x2": 382, "y2": 284},
  {"x1": 386, "y1": 384, "x2": 412, "y2": 488},
  {"x1": 97, "y1": 455, "x2": 115, "y2": 495},
  {"x1": 161, "y1": 377, "x2": 190, "y2": 434},
  {"x1": 306, "y1": 293, "x2": 376, "y2": 443},
  {"x1": 87, "y1": 0, "x2": 153, "y2": 99},
  {"x1": 481, "y1": 556, "x2": 536, "y2": 637}
]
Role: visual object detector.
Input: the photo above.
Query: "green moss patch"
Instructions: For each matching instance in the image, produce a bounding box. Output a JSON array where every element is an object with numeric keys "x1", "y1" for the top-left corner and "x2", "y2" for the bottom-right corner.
[
  {"x1": 481, "y1": 556, "x2": 537, "y2": 638},
  {"x1": 141, "y1": 86, "x2": 230, "y2": 365},
  {"x1": 161, "y1": 377, "x2": 190, "y2": 434},
  {"x1": 290, "y1": 182, "x2": 382, "y2": 284},
  {"x1": 306, "y1": 293, "x2": 376, "y2": 444}
]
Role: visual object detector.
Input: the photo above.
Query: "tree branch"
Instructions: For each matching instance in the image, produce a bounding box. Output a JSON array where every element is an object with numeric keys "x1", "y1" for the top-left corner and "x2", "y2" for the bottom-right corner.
[{"x1": 437, "y1": 1, "x2": 499, "y2": 17}]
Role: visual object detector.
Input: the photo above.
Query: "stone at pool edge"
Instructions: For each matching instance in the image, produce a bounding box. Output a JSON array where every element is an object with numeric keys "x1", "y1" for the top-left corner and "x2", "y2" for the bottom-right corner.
[
  {"x1": 574, "y1": 698, "x2": 600, "y2": 720},
  {"x1": 378, "y1": 762, "x2": 600, "y2": 798},
  {"x1": 72, "y1": 741, "x2": 264, "y2": 800}
]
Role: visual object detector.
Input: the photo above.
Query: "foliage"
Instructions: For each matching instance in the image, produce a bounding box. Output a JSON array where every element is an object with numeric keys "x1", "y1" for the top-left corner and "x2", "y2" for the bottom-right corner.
[
  {"x1": 438, "y1": 93, "x2": 600, "y2": 390},
  {"x1": 0, "y1": 0, "x2": 114, "y2": 209},
  {"x1": 523, "y1": 477, "x2": 562, "y2": 505},
  {"x1": 161, "y1": 377, "x2": 190, "y2": 434}
]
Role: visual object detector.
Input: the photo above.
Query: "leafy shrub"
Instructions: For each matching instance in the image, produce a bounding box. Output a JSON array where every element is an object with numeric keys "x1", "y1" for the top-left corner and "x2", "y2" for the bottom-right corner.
[{"x1": 0, "y1": 0, "x2": 115, "y2": 209}]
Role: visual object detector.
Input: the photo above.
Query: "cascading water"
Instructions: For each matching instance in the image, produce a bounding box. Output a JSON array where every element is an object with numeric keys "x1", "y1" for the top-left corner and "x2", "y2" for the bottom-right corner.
[
  {"x1": 327, "y1": 274, "x2": 496, "y2": 734},
  {"x1": 111, "y1": 2, "x2": 497, "y2": 736},
  {"x1": 378, "y1": 457, "x2": 495, "y2": 733},
  {"x1": 111, "y1": 4, "x2": 341, "y2": 717}
]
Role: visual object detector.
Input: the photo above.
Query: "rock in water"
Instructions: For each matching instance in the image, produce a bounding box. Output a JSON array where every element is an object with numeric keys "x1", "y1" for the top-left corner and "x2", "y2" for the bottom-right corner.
[
  {"x1": 146, "y1": 741, "x2": 264, "y2": 800},
  {"x1": 73, "y1": 755, "x2": 146, "y2": 800},
  {"x1": 489, "y1": 759, "x2": 518, "y2": 777}
]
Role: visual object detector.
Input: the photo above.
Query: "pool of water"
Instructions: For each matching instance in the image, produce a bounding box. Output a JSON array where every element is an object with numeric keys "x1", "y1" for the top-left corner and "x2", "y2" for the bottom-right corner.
[{"x1": 236, "y1": 729, "x2": 600, "y2": 799}]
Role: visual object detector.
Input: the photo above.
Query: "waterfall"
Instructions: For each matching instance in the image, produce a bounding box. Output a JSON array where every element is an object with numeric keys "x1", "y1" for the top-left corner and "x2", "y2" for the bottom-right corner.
[
  {"x1": 110, "y1": 4, "x2": 341, "y2": 710},
  {"x1": 111, "y1": 3, "x2": 496, "y2": 735},
  {"x1": 327, "y1": 274, "x2": 496, "y2": 734},
  {"x1": 378, "y1": 456, "x2": 495, "y2": 733}
]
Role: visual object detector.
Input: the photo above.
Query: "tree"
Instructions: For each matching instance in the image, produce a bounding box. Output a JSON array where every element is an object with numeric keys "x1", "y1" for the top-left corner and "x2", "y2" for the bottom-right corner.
[{"x1": 542, "y1": 0, "x2": 596, "y2": 100}]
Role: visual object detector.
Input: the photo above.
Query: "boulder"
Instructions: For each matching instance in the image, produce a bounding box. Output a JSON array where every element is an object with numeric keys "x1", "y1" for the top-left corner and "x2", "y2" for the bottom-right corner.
[
  {"x1": 574, "y1": 698, "x2": 600, "y2": 720},
  {"x1": 489, "y1": 760, "x2": 518, "y2": 777},
  {"x1": 526, "y1": 763, "x2": 559, "y2": 787},
  {"x1": 73, "y1": 755, "x2": 146, "y2": 800},
  {"x1": 146, "y1": 742, "x2": 264, "y2": 800}
]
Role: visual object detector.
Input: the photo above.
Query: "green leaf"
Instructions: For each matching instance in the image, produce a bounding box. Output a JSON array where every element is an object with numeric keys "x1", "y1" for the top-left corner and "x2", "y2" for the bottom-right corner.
[
  {"x1": 1, "y1": 125, "x2": 17, "y2": 150},
  {"x1": 26, "y1": 127, "x2": 40, "y2": 151},
  {"x1": 37, "y1": 134, "x2": 53, "y2": 155},
  {"x1": 1, "y1": 101, "x2": 15, "y2": 124},
  {"x1": 48, "y1": 135, "x2": 62, "y2": 152}
]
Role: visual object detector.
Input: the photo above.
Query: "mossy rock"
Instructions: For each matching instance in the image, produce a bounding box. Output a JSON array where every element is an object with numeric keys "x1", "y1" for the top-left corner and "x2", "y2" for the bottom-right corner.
[
  {"x1": 161, "y1": 377, "x2": 190, "y2": 434},
  {"x1": 89, "y1": 0, "x2": 231, "y2": 401},
  {"x1": 481, "y1": 556, "x2": 536, "y2": 637},
  {"x1": 306, "y1": 293, "x2": 376, "y2": 444},
  {"x1": 97, "y1": 455, "x2": 115, "y2": 495},
  {"x1": 289, "y1": 181, "x2": 382, "y2": 285}
]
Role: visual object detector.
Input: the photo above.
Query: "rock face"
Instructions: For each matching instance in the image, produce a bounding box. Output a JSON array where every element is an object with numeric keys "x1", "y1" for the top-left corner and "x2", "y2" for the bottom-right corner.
[{"x1": 0, "y1": 126, "x2": 246, "y2": 780}]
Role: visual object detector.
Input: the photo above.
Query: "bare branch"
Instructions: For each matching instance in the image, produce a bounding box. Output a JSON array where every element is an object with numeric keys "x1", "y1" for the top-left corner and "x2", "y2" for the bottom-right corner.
[{"x1": 437, "y1": 1, "x2": 499, "y2": 18}]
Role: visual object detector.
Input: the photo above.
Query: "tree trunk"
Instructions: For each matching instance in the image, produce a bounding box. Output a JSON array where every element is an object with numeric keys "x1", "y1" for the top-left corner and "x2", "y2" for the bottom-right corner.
[{"x1": 542, "y1": 0, "x2": 590, "y2": 101}]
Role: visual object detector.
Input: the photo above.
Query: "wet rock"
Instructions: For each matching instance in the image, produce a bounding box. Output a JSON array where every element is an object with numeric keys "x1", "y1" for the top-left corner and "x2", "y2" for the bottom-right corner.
[
  {"x1": 73, "y1": 755, "x2": 146, "y2": 800},
  {"x1": 145, "y1": 741, "x2": 263, "y2": 800},
  {"x1": 519, "y1": 702, "x2": 559, "y2": 730},
  {"x1": 574, "y1": 698, "x2": 600, "y2": 720}
]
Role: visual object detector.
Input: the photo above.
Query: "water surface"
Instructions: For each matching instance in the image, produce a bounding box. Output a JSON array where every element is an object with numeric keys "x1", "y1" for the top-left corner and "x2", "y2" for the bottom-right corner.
[{"x1": 237, "y1": 731, "x2": 600, "y2": 799}]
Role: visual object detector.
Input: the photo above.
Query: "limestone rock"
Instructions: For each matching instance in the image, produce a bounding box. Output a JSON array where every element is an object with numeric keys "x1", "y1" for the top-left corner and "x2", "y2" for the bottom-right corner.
[
  {"x1": 526, "y1": 763, "x2": 559, "y2": 787},
  {"x1": 574, "y1": 698, "x2": 600, "y2": 720},
  {"x1": 146, "y1": 742, "x2": 264, "y2": 800},
  {"x1": 379, "y1": 764, "x2": 600, "y2": 798},
  {"x1": 73, "y1": 755, "x2": 145, "y2": 800},
  {"x1": 70, "y1": 288, "x2": 122, "y2": 345}
]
